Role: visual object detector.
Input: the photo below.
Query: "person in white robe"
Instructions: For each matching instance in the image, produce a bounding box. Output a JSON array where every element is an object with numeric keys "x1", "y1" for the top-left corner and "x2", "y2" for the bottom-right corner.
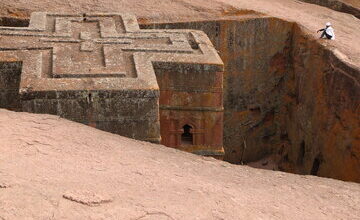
[{"x1": 317, "y1": 22, "x2": 335, "y2": 40}]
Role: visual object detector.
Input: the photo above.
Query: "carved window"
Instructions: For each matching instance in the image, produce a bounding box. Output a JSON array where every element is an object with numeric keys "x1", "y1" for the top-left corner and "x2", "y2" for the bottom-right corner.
[{"x1": 181, "y1": 124, "x2": 193, "y2": 145}]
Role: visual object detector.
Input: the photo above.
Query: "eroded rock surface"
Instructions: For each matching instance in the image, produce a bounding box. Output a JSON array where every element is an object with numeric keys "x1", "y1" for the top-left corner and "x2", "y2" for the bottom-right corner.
[{"x1": 0, "y1": 109, "x2": 360, "y2": 219}]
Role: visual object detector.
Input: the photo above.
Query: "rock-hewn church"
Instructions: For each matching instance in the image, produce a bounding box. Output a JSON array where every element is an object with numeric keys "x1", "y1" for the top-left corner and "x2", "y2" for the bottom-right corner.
[{"x1": 0, "y1": 12, "x2": 224, "y2": 157}]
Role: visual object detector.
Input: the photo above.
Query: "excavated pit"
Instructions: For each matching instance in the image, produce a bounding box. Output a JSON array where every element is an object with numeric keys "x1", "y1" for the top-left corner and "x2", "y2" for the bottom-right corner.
[
  {"x1": 141, "y1": 16, "x2": 360, "y2": 182},
  {"x1": 0, "y1": 16, "x2": 359, "y2": 182}
]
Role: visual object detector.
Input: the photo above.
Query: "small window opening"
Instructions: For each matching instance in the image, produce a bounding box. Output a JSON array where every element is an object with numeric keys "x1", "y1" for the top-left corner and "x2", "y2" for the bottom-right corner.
[
  {"x1": 310, "y1": 156, "x2": 322, "y2": 176},
  {"x1": 181, "y1": 124, "x2": 193, "y2": 145},
  {"x1": 0, "y1": 17, "x2": 29, "y2": 27},
  {"x1": 297, "y1": 140, "x2": 305, "y2": 165}
]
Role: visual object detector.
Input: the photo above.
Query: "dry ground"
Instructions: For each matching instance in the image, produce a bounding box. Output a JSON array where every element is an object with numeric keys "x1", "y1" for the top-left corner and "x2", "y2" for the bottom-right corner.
[{"x1": 0, "y1": 109, "x2": 360, "y2": 219}]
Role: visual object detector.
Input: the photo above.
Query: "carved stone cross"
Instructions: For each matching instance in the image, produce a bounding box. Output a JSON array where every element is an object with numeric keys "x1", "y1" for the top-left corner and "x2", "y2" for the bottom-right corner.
[{"x1": 0, "y1": 12, "x2": 223, "y2": 152}]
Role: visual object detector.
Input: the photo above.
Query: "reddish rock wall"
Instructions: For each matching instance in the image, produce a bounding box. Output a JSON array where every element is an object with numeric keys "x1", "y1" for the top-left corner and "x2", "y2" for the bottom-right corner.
[
  {"x1": 279, "y1": 25, "x2": 360, "y2": 181},
  {"x1": 142, "y1": 17, "x2": 360, "y2": 182},
  {"x1": 154, "y1": 63, "x2": 224, "y2": 157},
  {"x1": 142, "y1": 18, "x2": 294, "y2": 163}
]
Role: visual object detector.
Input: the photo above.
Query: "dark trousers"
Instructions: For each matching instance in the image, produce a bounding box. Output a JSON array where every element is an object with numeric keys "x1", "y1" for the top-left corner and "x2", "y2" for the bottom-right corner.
[{"x1": 321, "y1": 31, "x2": 332, "y2": 39}]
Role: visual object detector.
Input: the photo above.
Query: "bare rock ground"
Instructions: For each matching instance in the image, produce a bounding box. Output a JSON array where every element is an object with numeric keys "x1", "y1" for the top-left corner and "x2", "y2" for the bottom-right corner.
[{"x1": 0, "y1": 109, "x2": 360, "y2": 219}]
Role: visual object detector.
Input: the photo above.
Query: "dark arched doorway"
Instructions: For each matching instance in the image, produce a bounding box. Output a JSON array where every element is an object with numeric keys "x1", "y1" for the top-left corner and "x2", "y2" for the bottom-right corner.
[{"x1": 181, "y1": 124, "x2": 193, "y2": 145}]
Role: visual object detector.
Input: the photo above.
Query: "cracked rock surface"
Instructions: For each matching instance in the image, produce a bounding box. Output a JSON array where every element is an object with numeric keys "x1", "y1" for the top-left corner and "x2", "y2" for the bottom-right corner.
[{"x1": 0, "y1": 109, "x2": 359, "y2": 219}]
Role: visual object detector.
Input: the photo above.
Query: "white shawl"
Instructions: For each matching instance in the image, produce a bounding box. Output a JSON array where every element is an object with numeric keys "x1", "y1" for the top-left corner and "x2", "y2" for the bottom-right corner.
[{"x1": 326, "y1": 26, "x2": 335, "y2": 40}]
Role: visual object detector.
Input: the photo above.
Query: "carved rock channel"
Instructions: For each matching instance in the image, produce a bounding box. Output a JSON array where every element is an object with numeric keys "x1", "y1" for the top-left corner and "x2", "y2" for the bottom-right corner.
[{"x1": 0, "y1": 13, "x2": 359, "y2": 182}]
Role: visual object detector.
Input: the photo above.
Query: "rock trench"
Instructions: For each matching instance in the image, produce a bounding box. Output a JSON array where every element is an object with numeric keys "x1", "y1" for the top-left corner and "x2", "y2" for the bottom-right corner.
[
  {"x1": 1, "y1": 15, "x2": 359, "y2": 182},
  {"x1": 142, "y1": 16, "x2": 359, "y2": 182}
]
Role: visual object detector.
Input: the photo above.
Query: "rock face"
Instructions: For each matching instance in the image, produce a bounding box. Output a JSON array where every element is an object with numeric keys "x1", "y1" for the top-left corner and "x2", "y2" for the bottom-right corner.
[
  {"x1": 143, "y1": 16, "x2": 360, "y2": 182},
  {"x1": 282, "y1": 26, "x2": 360, "y2": 181},
  {"x1": 1, "y1": 109, "x2": 360, "y2": 219},
  {"x1": 142, "y1": 17, "x2": 295, "y2": 163}
]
